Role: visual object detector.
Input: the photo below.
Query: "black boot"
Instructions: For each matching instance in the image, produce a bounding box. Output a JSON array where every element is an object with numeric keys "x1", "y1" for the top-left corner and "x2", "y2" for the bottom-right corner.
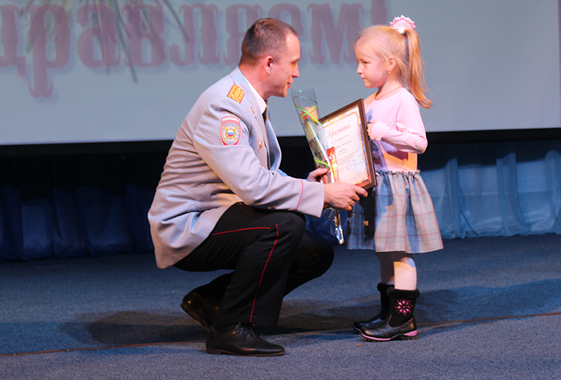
[
  {"x1": 361, "y1": 288, "x2": 420, "y2": 341},
  {"x1": 352, "y1": 283, "x2": 393, "y2": 332}
]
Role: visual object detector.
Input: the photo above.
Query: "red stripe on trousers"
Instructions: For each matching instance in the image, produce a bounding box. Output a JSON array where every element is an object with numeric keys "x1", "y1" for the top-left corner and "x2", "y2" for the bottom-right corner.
[
  {"x1": 250, "y1": 224, "x2": 279, "y2": 323},
  {"x1": 211, "y1": 227, "x2": 270, "y2": 236}
]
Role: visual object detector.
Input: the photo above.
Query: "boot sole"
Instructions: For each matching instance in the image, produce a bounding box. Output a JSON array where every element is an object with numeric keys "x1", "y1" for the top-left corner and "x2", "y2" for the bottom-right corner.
[{"x1": 361, "y1": 330, "x2": 418, "y2": 342}]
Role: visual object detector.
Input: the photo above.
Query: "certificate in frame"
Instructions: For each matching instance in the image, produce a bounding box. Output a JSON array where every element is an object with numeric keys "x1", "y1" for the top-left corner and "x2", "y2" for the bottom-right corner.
[{"x1": 318, "y1": 99, "x2": 376, "y2": 189}]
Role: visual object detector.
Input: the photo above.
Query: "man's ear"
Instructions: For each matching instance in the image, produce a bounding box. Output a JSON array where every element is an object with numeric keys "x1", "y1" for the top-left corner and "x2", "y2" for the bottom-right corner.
[{"x1": 264, "y1": 56, "x2": 274, "y2": 75}]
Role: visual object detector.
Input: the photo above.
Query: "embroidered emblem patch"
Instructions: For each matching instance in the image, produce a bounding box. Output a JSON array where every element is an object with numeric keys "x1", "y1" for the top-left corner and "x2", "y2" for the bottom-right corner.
[
  {"x1": 227, "y1": 85, "x2": 244, "y2": 103},
  {"x1": 220, "y1": 116, "x2": 241, "y2": 145}
]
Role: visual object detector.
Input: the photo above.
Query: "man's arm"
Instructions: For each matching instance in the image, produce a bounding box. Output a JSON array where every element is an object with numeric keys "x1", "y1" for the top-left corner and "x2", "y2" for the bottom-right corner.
[{"x1": 192, "y1": 98, "x2": 325, "y2": 217}]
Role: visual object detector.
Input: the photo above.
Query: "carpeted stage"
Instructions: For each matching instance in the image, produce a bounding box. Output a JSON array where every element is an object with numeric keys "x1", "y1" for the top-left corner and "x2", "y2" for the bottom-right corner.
[{"x1": 1, "y1": 234, "x2": 560, "y2": 379}]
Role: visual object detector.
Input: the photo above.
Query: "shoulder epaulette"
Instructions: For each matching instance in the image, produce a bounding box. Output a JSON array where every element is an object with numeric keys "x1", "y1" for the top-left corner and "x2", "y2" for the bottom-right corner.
[{"x1": 227, "y1": 84, "x2": 244, "y2": 103}]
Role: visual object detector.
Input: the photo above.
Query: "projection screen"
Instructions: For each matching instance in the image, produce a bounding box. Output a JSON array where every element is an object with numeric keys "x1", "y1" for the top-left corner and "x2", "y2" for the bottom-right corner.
[{"x1": 1, "y1": 0, "x2": 559, "y2": 146}]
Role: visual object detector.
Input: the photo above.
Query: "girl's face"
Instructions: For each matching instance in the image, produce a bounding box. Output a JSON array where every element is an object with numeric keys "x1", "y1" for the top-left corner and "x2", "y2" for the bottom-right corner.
[{"x1": 355, "y1": 48, "x2": 388, "y2": 89}]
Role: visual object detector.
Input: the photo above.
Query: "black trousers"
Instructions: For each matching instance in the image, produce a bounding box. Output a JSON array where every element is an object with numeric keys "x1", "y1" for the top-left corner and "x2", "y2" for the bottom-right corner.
[{"x1": 174, "y1": 203, "x2": 334, "y2": 326}]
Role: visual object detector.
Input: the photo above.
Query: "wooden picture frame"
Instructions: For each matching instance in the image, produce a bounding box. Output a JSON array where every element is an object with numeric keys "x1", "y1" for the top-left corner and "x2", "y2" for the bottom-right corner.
[{"x1": 318, "y1": 99, "x2": 376, "y2": 189}]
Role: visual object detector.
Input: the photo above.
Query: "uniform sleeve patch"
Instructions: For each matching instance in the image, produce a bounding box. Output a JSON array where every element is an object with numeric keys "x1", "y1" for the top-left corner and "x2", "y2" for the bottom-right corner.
[
  {"x1": 227, "y1": 85, "x2": 244, "y2": 103},
  {"x1": 220, "y1": 115, "x2": 241, "y2": 145}
]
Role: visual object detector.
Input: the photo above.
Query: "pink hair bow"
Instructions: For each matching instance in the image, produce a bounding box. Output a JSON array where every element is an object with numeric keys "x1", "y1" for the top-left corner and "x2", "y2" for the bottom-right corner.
[{"x1": 390, "y1": 15, "x2": 415, "y2": 34}]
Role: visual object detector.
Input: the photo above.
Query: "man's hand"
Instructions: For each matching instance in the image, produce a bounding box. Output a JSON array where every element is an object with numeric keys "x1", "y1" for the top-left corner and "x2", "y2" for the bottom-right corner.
[
  {"x1": 307, "y1": 168, "x2": 368, "y2": 210},
  {"x1": 307, "y1": 167, "x2": 329, "y2": 182},
  {"x1": 324, "y1": 182, "x2": 368, "y2": 211}
]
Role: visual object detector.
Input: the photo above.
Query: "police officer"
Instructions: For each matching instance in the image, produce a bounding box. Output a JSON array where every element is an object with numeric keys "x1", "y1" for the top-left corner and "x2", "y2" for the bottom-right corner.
[{"x1": 148, "y1": 18, "x2": 366, "y2": 357}]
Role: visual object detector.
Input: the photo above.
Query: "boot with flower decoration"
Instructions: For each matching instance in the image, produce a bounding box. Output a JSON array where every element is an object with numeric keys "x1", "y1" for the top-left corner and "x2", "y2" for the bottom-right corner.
[
  {"x1": 352, "y1": 283, "x2": 393, "y2": 332},
  {"x1": 360, "y1": 288, "x2": 420, "y2": 341}
]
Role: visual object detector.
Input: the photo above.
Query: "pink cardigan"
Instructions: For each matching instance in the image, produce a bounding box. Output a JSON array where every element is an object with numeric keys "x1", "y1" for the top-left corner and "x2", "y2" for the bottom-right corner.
[{"x1": 364, "y1": 88, "x2": 428, "y2": 172}]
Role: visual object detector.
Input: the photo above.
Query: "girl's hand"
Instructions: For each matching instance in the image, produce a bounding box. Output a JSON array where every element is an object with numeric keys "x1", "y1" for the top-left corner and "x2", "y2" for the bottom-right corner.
[{"x1": 367, "y1": 120, "x2": 389, "y2": 141}]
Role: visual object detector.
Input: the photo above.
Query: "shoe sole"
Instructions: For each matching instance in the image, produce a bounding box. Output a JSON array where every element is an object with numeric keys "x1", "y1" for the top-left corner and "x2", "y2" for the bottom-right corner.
[
  {"x1": 206, "y1": 347, "x2": 285, "y2": 357},
  {"x1": 180, "y1": 301, "x2": 211, "y2": 331},
  {"x1": 361, "y1": 330, "x2": 418, "y2": 342}
]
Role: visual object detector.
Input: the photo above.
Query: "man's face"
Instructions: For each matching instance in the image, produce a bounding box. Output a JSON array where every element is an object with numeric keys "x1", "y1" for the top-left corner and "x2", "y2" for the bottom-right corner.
[{"x1": 265, "y1": 33, "x2": 300, "y2": 99}]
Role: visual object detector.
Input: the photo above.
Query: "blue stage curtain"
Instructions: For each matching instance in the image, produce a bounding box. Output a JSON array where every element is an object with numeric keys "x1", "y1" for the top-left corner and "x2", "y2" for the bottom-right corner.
[
  {"x1": 307, "y1": 140, "x2": 561, "y2": 242},
  {"x1": 0, "y1": 154, "x2": 162, "y2": 262},
  {"x1": 421, "y1": 140, "x2": 561, "y2": 238},
  {"x1": 1, "y1": 140, "x2": 560, "y2": 262}
]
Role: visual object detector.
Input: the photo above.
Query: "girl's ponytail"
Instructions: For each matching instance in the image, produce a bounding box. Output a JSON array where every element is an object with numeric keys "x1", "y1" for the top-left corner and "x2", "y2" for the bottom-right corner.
[
  {"x1": 403, "y1": 28, "x2": 432, "y2": 109},
  {"x1": 356, "y1": 17, "x2": 432, "y2": 109}
]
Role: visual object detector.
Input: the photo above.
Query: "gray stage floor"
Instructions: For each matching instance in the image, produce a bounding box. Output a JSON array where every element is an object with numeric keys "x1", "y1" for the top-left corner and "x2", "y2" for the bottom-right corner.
[{"x1": 1, "y1": 234, "x2": 561, "y2": 379}]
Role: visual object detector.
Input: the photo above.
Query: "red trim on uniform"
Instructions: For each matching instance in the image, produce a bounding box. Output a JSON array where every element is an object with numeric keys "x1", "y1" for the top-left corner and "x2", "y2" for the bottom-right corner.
[
  {"x1": 249, "y1": 223, "x2": 279, "y2": 323},
  {"x1": 295, "y1": 179, "x2": 303, "y2": 211},
  {"x1": 211, "y1": 227, "x2": 270, "y2": 236}
]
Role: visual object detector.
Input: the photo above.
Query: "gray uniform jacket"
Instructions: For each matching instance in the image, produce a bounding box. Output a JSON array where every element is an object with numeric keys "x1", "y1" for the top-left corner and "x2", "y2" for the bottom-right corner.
[{"x1": 148, "y1": 68, "x2": 325, "y2": 268}]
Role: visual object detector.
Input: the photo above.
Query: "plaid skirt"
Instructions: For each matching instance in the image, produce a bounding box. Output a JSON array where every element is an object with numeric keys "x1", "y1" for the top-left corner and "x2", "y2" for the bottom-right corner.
[{"x1": 347, "y1": 170, "x2": 443, "y2": 253}]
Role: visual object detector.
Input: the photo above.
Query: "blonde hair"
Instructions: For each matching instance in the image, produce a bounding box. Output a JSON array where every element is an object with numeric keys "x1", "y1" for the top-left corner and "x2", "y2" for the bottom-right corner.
[{"x1": 355, "y1": 25, "x2": 432, "y2": 109}]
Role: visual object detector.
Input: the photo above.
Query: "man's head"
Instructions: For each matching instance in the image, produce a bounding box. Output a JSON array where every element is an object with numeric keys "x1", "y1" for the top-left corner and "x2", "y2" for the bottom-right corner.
[{"x1": 239, "y1": 18, "x2": 300, "y2": 100}]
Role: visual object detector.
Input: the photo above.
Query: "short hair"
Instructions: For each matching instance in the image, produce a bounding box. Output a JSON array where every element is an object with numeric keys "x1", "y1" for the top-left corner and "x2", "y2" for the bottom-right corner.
[{"x1": 239, "y1": 18, "x2": 298, "y2": 66}]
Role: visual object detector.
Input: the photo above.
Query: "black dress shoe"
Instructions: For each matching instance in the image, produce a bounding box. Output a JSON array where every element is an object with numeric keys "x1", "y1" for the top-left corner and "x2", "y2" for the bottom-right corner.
[
  {"x1": 180, "y1": 290, "x2": 220, "y2": 331},
  {"x1": 206, "y1": 323, "x2": 285, "y2": 357}
]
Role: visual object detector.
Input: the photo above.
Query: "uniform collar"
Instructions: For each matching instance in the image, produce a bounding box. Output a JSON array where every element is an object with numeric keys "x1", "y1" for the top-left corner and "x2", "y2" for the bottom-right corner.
[{"x1": 238, "y1": 69, "x2": 267, "y2": 115}]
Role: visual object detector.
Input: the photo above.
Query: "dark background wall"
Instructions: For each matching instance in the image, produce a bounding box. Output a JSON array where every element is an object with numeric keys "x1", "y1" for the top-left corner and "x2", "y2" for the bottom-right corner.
[{"x1": 1, "y1": 129, "x2": 560, "y2": 262}]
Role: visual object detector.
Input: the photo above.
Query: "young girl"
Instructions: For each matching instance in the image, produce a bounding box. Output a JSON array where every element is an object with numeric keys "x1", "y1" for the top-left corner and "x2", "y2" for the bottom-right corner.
[{"x1": 347, "y1": 16, "x2": 443, "y2": 341}]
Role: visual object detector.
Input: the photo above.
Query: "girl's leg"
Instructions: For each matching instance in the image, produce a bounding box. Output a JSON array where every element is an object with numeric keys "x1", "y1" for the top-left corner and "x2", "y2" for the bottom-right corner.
[
  {"x1": 392, "y1": 253, "x2": 417, "y2": 291},
  {"x1": 376, "y1": 251, "x2": 395, "y2": 285},
  {"x1": 351, "y1": 251, "x2": 396, "y2": 332},
  {"x1": 376, "y1": 251, "x2": 417, "y2": 290},
  {"x1": 360, "y1": 251, "x2": 420, "y2": 341}
]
